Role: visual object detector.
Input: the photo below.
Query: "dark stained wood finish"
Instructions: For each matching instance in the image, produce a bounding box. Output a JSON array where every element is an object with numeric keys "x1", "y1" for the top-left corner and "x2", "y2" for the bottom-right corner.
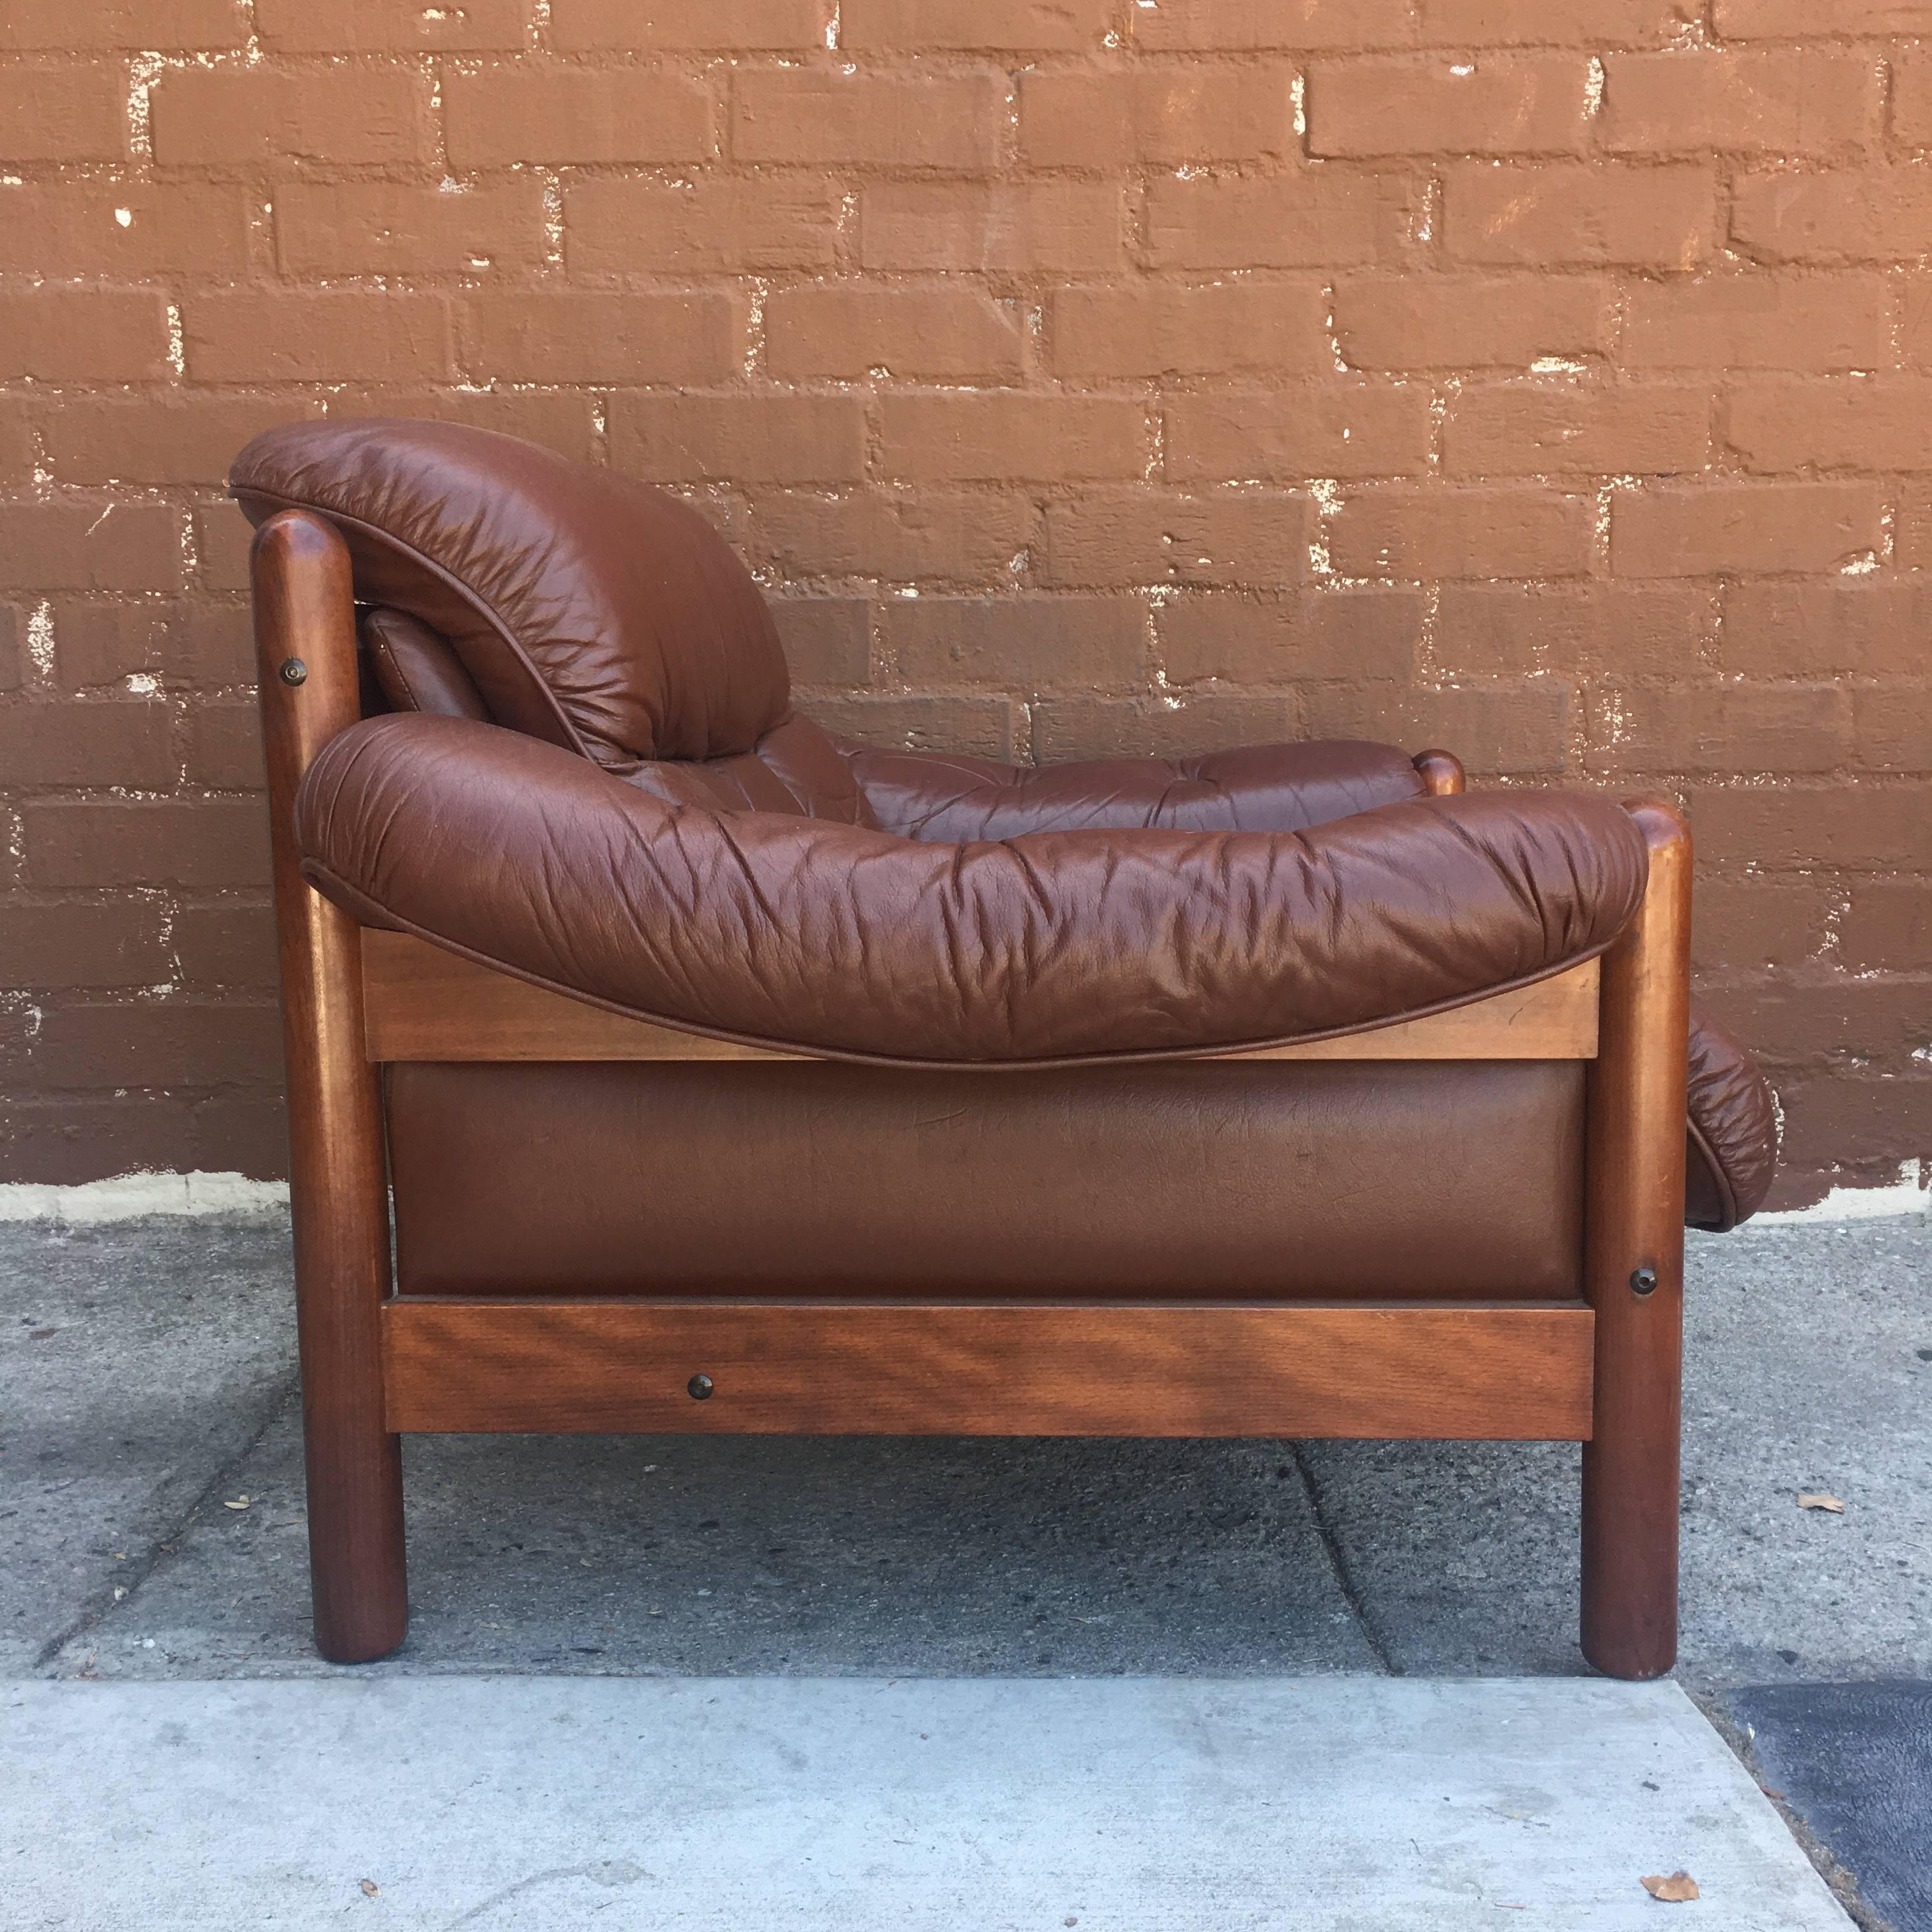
[
  {"x1": 254, "y1": 510, "x2": 408, "y2": 1667},
  {"x1": 1579, "y1": 799, "x2": 1692, "y2": 1681},
  {"x1": 358, "y1": 929, "x2": 1600, "y2": 1065},
  {"x1": 382, "y1": 1298, "x2": 1597, "y2": 1441},
  {"x1": 1413, "y1": 748, "x2": 1467, "y2": 796}
]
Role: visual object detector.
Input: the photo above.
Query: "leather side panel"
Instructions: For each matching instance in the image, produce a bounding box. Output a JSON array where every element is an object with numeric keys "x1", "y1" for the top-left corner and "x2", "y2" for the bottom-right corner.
[{"x1": 388, "y1": 1059, "x2": 1586, "y2": 1300}]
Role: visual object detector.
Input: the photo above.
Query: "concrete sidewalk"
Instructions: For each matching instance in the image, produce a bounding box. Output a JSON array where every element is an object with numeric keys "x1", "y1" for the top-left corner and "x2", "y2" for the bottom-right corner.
[{"x1": 1, "y1": 1676, "x2": 1854, "y2": 1931}]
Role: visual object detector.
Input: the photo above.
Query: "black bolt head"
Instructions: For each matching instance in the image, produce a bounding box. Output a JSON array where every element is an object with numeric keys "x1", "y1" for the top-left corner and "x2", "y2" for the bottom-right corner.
[
  {"x1": 1630, "y1": 1266, "x2": 1659, "y2": 1296},
  {"x1": 279, "y1": 657, "x2": 307, "y2": 686},
  {"x1": 687, "y1": 1373, "x2": 714, "y2": 1400}
]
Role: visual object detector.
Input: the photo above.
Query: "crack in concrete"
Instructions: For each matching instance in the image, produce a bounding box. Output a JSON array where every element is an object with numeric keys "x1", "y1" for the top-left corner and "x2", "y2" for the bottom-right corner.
[{"x1": 441, "y1": 1859, "x2": 652, "y2": 1929}]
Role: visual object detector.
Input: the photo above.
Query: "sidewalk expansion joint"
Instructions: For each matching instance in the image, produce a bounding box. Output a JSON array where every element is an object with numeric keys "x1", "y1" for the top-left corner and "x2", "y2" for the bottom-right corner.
[
  {"x1": 31, "y1": 1372, "x2": 303, "y2": 1676},
  {"x1": 1290, "y1": 1441, "x2": 1400, "y2": 1676}
]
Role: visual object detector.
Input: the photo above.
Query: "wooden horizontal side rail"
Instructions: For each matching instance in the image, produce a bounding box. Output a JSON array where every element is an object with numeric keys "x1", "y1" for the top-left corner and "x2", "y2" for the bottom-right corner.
[
  {"x1": 382, "y1": 1298, "x2": 1597, "y2": 1441},
  {"x1": 360, "y1": 930, "x2": 1601, "y2": 1065}
]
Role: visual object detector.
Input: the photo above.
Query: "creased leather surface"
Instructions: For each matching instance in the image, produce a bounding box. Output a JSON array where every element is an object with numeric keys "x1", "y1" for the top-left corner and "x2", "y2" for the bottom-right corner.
[
  {"x1": 296, "y1": 713, "x2": 1649, "y2": 1066},
  {"x1": 388, "y1": 1059, "x2": 1586, "y2": 1298},
  {"x1": 231, "y1": 417, "x2": 788, "y2": 770},
  {"x1": 1685, "y1": 1004, "x2": 1779, "y2": 1230},
  {"x1": 359, "y1": 608, "x2": 487, "y2": 721},
  {"x1": 843, "y1": 737, "x2": 1427, "y2": 841}
]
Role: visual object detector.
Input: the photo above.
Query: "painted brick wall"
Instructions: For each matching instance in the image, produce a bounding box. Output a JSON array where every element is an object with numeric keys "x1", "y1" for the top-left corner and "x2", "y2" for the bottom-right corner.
[{"x1": 1, "y1": 0, "x2": 1928, "y2": 1207}]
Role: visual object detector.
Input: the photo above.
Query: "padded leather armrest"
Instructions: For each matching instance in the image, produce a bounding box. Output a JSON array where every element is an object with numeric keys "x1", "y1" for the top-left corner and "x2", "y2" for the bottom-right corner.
[
  {"x1": 839, "y1": 738, "x2": 1429, "y2": 841},
  {"x1": 296, "y1": 715, "x2": 1648, "y2": 1068}
]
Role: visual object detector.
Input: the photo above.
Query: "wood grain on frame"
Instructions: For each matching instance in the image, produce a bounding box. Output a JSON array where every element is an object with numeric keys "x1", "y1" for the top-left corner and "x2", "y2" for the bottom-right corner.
[
  {"x1": 383, "y1": 1298, "x2": 1597, "y2": 1441},
  {"x1": 360, "y1": 929, "x2": 1600, "y2": 1065}
]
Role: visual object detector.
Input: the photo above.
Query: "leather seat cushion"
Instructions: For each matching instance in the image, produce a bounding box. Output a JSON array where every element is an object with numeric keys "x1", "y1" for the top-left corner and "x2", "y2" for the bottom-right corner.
[
  {"x1": 623, "y1": 714, "x2": 877, "y2": 824},
  {"x1": 387, "y1": 1058, "x2": 1586, "y2": 1300},
  {"x1": 840, "y1": 737, "x2": 1429, "y2": 840},
  {"x1": 618, "y1": 726, "x2": 1432, "y2": 839}
]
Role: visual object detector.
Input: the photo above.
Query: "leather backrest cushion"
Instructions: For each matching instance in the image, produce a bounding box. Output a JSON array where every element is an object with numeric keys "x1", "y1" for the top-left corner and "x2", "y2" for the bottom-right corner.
[
  {"x1": 360, "y1": 608, "x2": 488, "y2": 721},
  {"x1": 231, "y1": 417, "x2": 788, "y2": 770}
]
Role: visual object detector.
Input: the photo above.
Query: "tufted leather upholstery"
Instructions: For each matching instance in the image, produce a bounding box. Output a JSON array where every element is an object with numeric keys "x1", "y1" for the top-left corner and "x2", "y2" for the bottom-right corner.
[
  {"x1": 232, "y1": 418, "x2": 1778, "y2": 1227},
  {"x1": 332, "y1": 595, "x2": 1435, "y2": 842}
]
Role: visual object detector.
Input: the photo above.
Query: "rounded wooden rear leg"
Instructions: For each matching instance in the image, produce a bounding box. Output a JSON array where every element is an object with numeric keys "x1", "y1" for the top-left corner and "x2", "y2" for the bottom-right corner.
[
  {"x1": 253, "y1": 509, "x2": 408, "y2": 1665},
  {"x1": 1580, "y1": 801, "x2": 1691, "y2": 1680}
]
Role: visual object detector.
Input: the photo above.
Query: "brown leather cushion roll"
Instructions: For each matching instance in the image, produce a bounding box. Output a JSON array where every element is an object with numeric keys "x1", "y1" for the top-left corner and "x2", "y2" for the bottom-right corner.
[
  {"x1": 231, "y1": 417, "x2": 788, "y2": 772},
  {"x1": 616, "y1": 726, "x2": 1426, "y2": 839},
  {"x1": 388, "y1": 1058, "x2": 1586, "y2": 1300},
  {"x1": 296, "y1": 713, "x2": 1649, "y2": 1066}
]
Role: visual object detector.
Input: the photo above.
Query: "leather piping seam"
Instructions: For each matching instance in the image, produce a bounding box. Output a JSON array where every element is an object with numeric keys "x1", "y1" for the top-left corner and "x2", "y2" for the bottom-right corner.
[
  {"x1": 1685, "y1": 1112, "x2": 1741, "y2": 1234},
  {"x1": 233, "y1": 483, "x2": 599, "y2": 764},
  {"x1": 306, "y1": 855, "x2": 1627, "y2": 1075}
]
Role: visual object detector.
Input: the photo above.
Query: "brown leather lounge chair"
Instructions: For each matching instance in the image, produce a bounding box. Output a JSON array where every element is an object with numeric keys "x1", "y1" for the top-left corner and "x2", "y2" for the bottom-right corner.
[{"x1": 231, "y1": 420, "x2": 1778, "y2": 1680}]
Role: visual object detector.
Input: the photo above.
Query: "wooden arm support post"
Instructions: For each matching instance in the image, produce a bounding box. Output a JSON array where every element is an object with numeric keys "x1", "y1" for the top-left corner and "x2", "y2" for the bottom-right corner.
[
  {"x1": 254, "y1": 509, "x2": 408, "y2": 1665},
  {"x1": 1580, "y1": 800, "x2": 1692, "y2": 1680}
]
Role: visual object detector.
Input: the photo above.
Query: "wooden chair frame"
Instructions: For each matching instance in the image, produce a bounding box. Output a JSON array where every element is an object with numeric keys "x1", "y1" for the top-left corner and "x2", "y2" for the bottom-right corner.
[{"x1": 254, "y1": 510, "x2": 1690, "y2": 1680}]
